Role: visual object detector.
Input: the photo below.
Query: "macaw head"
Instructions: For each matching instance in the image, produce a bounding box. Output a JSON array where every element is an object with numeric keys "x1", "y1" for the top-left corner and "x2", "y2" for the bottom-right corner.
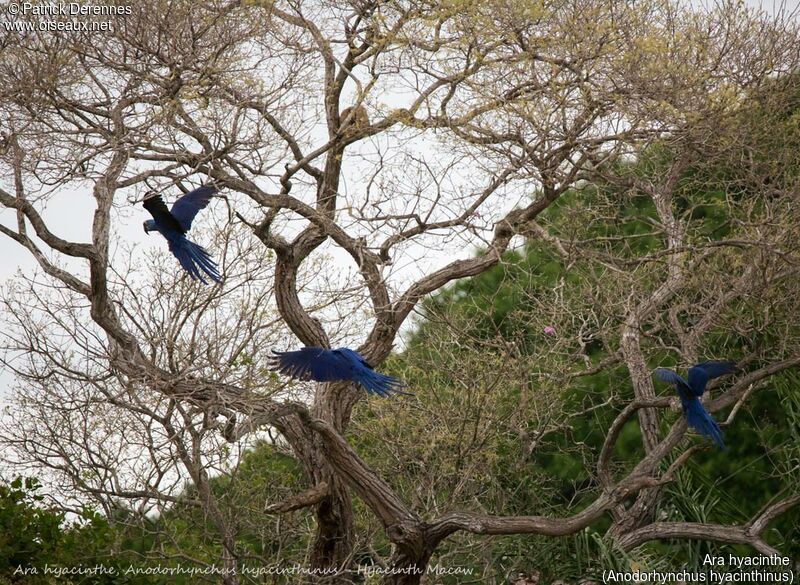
[{"x1": 142, "y1": 189, "x2": 160, "y2": 235}]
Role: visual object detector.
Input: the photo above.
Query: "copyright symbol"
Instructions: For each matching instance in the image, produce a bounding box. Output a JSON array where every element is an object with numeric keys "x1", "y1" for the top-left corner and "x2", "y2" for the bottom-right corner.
[{"x1": 7, "y1": 4, "x2": 20, "y2": 15}]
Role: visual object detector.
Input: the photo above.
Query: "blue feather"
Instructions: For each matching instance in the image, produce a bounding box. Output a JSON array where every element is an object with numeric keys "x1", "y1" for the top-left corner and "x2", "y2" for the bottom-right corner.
[
  {"x1": 687, "y1": 361, "x2": 737, "y2": 396},
  {"x1": 269, "y1": 347, "x2": 410, "y2": 397},
  {"x1": 655, "y1": 368, "x2": 691, "y2": 394},
  {"x1": 682, "y1": 397, "x2": 726, "y2": 449},
  {"x1": 165, "y1": 234, "x2": 220, "y2": 284},
  {"x1": 143, "y1": 186, "x2": 221, "y2": 284},
  {"x1": 170, "y1": 185, "x2": 217, "y2": 232},
  {"x1": 654, "y1": 360, "x2": 737, "y2": 449}
]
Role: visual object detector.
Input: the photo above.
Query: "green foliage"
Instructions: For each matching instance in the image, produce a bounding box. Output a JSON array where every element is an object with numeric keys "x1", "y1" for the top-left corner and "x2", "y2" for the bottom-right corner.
[
  {"x1": 0, "y1": 442, "x2": 311, "y2": 584},
  {"x1": 0, "y1": 477, "x2": 63, "y2": 579},
  {"x1": 0, "y1": 477, "x2": 156, "y2": 585}
]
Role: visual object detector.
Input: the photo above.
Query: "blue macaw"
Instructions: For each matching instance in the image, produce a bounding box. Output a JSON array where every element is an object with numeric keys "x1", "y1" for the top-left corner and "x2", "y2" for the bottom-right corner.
[
  {"x1": 654, "y1": 361, "x2": 737, "y2": 449},
  {"x1": 143, "y1": 185, "x2": 221, "y2": 284},
  {"x1": 269, "y1": 347, "x2": 410, "y2": 397}
]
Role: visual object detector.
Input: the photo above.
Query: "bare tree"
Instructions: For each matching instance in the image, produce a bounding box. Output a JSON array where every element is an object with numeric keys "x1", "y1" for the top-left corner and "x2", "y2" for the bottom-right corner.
[{"x1": 1, "y1": 0, "x2": 799, "y2": 583}]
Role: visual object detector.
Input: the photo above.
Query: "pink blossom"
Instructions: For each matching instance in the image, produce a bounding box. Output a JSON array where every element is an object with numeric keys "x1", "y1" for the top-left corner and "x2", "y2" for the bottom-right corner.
[{"x1": 543, "y1": 326, "x2": 556, "y2": 335}]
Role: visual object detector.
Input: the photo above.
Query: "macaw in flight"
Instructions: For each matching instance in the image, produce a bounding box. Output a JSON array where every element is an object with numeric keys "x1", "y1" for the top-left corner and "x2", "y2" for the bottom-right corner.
[
  {"x1": 654, "y1": 361, "x2": 737, "y2": 449},
  {"x1": 143, "y1": 185, "x2": 221, "y2": 284},
  {"x1": 269, "y1": 347, "x2": 410, "y2": 397}
]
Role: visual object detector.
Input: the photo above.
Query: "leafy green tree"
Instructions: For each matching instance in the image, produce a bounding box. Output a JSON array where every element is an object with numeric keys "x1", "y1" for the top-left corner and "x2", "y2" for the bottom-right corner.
[{"x1": 0, "y1": 477, "x2": 158, "y2": 585}]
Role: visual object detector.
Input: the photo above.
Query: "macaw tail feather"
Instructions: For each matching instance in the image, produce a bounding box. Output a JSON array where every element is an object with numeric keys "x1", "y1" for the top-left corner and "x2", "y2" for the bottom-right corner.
[
  {"x1": 171, "y1": 238, "x2": 221, "y2": 285},
  {"x1": 682, "y1": 398, "x2": 725, "y2": 449},
  {"x1": 358, "y1": 369, "x2": 412, "y2": 397}
]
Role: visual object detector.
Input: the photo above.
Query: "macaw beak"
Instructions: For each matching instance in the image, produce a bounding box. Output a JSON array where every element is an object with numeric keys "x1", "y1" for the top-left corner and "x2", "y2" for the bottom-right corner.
[{"x1": 143, "y1": 222, "x2": 151, "y2": 234}]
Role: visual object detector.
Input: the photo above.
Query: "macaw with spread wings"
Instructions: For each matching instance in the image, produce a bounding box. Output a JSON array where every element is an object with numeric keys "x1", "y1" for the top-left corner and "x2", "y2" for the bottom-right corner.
[
  {"x1": 269, "y1": 347, "x2": 410, "y2": 397},
  {"x1": 143, "y1": 185, "x2": 221, "y2": 284},
  {"x1": 654, "y1": 361, "x2": 737, "y2": 449}
]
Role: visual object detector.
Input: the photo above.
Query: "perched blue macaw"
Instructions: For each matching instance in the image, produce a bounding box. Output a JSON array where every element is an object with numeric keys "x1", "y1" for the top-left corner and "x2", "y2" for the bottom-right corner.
[
  {"x1": 143, "y1": 185, "x2": 221, "y2": 284},
  {"x1": 269, "y1": 347, "x2": 410, "y2": 397},
  {"x1": 654, "y1": 361, "x2": 737, "y2": 449}
]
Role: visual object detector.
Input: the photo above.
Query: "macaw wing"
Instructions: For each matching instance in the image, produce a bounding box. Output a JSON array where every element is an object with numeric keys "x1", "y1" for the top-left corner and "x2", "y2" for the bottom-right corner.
[
  {"x1": 654, "y1": 368, "x2": 687, "y2": 387},
  {"x1": 687, "y1": 361, "x2": 737, "y2": 396},
  {"x1": 269, "y1": 347, "x2": 349, "y2": 382},
  {"x1": 143, "y1": 194, "x2": 185, "y2": 235},
  {"x1": 170, "y1": 185, "x2": 217, "y2": 232},
  {"x1": 654, "y1": 367, "x2": 693, "y2": 400}
]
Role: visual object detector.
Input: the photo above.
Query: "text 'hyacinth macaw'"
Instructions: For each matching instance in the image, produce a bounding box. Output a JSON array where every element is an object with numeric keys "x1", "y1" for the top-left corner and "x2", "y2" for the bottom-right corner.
[
  {"x1": 143, "y1": 185, "x2": 221, "y2": 284},
  {"x1": 269, "y1": 347, "x2": 410, "y2": 397},
  {"x1": 654, "y1": 361, "x2": 738, "y2": 449}
]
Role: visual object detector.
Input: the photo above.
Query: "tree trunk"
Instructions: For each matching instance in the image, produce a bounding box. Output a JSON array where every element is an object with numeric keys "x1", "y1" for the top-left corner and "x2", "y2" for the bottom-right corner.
[
  {"x1": 379, "y1": 523, "x2": 438, "y2": 585},
  {"x1": 309, "y1": 479, "x2": 354, "y2": 583}
]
